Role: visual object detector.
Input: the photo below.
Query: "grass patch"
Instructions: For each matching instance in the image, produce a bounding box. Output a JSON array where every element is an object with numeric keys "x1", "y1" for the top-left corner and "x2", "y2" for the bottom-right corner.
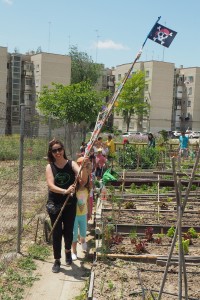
[{"x1": 0, "y1": 244, "x2": 51, "y2": 300}]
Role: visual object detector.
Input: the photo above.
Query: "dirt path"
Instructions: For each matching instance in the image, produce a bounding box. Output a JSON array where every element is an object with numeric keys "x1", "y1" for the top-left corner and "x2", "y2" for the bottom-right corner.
[{"x1": 24, "y1": 241, "x2": 91, "y2": 300}]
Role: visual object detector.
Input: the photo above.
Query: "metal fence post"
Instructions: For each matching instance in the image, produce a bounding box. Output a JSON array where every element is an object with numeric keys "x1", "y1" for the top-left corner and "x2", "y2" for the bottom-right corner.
[{"x1": 17, "y1": 105, "x2": 25, "y2": 253}]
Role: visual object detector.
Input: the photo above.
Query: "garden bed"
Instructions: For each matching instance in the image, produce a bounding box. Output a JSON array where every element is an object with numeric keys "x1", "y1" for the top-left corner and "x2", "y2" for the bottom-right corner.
[{"x1": 90, "y1": 258, "x2": 200, "y2": 299}]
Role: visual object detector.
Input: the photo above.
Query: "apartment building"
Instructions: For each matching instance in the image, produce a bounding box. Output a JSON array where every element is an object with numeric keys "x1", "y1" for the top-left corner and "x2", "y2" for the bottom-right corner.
[
  {"x1": 3, "y1": 49, "x2": 71, "y2": 136},
  {"x1": 1, "y1": 46, "x2": 200, "y2": 136},
  {"x1": 113, "y1": 61, "x2": 200, "y2": 133},
  {"x1": 175, "y1": 67, "x2": 200, "y2": 131}
]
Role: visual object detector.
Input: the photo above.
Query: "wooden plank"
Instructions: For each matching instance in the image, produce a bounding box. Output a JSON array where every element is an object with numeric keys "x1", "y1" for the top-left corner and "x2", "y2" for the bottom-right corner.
[{"x1": 87, "y1": 271, "x2": 95, "y2": 300}]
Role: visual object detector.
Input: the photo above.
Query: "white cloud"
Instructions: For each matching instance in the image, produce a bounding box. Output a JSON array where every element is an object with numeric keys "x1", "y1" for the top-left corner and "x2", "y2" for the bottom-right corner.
[
  {"x1": 95, "y1": 39, "x2": 129, "y2": 50},
  {"x1": 2, "y1": 0, "x2": 13, "y2": 5}
]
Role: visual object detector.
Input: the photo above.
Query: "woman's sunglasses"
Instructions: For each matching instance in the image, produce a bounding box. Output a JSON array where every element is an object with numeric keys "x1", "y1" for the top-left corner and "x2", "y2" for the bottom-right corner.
[{"x1": 52, "y1": 147, "x2": 63, "y2": 154}]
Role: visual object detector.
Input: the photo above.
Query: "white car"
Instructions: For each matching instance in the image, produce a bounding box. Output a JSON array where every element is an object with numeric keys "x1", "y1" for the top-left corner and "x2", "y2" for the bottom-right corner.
[
  {"x1": 172, "y1": 131, "x2": 181, "y2": 137},
  {"x1": 122, "y1": 132, "x2": 132, "y2": 137},
  {"x1": 189, "y1": 131, "x2": 200, "y2": 138}
]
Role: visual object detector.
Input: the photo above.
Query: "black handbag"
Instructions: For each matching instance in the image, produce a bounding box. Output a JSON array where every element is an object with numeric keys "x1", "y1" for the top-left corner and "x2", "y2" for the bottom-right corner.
[{"x1": 46, "y1": 201, "x2": 63, "y2": 215}]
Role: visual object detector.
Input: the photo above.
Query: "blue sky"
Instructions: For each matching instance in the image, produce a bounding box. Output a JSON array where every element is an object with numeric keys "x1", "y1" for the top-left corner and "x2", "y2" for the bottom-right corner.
[{"x1": 1, "y1": 0, "x2": 200, "y2": 69}]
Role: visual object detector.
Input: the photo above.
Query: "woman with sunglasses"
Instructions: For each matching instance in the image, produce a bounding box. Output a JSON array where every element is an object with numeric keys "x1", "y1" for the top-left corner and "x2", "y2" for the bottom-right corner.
[{"x1": 46, "y1": 139, "x2": 89, "y2": 273}]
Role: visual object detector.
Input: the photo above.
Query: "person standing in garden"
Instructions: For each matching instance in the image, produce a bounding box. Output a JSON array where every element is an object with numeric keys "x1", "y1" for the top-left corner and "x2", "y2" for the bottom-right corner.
[
  {"x1": 106, "y1": 134, "x2": 115, "y2": 159},
  {"x1": 95, "y1": 148, "x2": 107, "y2": 180},
  {"x1": 179, "y1": 131, "x2": 189, "y2": 159},
  {"x1": 71, "y1": 156, "x2": 92, "y2": 261},
  {"x1": 147, "y1": 133, "x2": 155, "y2": 148},
  {"x1": 46, "y1": 139, "x2": 89, "y2": 273}
]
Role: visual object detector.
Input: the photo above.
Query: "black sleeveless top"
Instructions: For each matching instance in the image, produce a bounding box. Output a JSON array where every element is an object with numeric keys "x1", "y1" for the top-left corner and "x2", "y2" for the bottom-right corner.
[{"x1": 48, "y1": 160, "x2": 77, "y2": 206}]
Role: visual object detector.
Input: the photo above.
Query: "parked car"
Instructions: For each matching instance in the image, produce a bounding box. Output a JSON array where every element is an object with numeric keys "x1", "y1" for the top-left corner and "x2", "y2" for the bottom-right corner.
[
  {"x1": 122, "y1": 132, "x2": 133, "y2": 137},
  {"x1": 172, "y1": 131, "x2": 181, "y2": 137},
  {"x1": 189, "y1": 131, "x2": 200, "y2": 138}
]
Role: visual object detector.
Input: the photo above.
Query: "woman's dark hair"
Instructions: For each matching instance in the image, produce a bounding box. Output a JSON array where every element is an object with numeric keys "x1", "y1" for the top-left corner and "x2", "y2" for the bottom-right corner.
[
  {"x1": 148, "y1": 133, "x2": 154, "y2": 139},
  {"x1": 47, "y1": 139, "x2": 67, "y2": 162},
  {"x1": 108, "y1": 134, "x2": 112, "y2": 139}
]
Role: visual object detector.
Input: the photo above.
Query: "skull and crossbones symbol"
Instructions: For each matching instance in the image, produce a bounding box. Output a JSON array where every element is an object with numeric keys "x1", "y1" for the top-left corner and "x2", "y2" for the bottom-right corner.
[{"x1": 153, "y1": 26, "x2": 173, "y2": 45}]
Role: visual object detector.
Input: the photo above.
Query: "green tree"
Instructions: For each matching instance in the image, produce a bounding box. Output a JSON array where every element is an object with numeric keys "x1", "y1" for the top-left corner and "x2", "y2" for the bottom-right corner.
[
  {"x1": 116, "y1": 71, "x2": 148, "y2": 132},
  {"x1": 37, "y1": 81, "x2": 107, "y2": 135},
  {"x1": 69, "y1": 45, "x2": 101, "y2": 85}
]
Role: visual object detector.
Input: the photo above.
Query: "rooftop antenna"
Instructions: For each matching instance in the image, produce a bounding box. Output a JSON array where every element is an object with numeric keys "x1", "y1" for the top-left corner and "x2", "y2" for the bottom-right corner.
[
  {"x1": 95, "y1": 29, "x2": 100, "y2": 63},
  {"x1": 48, "y1": 21, "x2": 51, "y2": 52}
]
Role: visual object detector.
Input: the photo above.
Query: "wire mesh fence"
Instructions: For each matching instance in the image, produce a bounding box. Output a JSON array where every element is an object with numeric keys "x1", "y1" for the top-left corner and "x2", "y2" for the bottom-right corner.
[{"x1": 0, "y1": 111, "x2": 83, "y2": 265}]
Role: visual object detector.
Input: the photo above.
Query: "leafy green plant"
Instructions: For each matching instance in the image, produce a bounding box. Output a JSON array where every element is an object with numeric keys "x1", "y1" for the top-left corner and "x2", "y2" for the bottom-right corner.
[
  {"x1": 0, "y1": 256, "x2": 39, "y2": 300},
  {"x1": 176, "y1": 239, "x2": 190, "y2": 255},
  {"x1": 102, "y1": 224, "x2": 115, "y2": 250},
  {"x1": 187, "y1": 227, "x2": 198, "y2": 238},
  {"x1": 129, "y1": 228, "x2": 137, "y2": 244},
  {"x1": 28, "y1": 244, "x2": 51, "y2": 261},
  {"x1": 75, "y1": 278, "x2": 90, "y2": 300},
  {"x1": 167, "y1": 226, "x2": 175, "y2": 238},
  {"x1": 108, "y1": 280, "x2": 114, "y2": 290}
]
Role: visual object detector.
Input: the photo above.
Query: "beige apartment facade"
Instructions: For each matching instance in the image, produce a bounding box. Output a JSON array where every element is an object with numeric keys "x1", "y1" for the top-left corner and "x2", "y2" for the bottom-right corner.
[
  {"x1": 177, "y1": 67, "x2": 200, "y2": 131},
  {"x1": 31, "y1": 53, "x2": 71, "y2": 137},
  {"x1": 113, "y1": 60, "x2": 175, "y2": 133},
  {"x1": 2, "y1": 47, "x2": 200, "y2": 136},
  {"x1": 113, "y1": 60, "x2": 200, "y2": 134},
  {"x1": 4, "y1": 51, "x2": 71, "y2": 136}
]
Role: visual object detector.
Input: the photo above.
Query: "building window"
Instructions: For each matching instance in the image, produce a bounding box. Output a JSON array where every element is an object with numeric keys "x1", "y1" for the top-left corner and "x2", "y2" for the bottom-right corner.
[
  {"x1": 188, "y1": 87, "x2": 192, "y2": 95},
  {"x1": 145, "y1": 70, "x2": 150, "y2": 77},
  {"x1": 24, "y1": 94, "x2": 32, "y2": 101},
  {"x1": 187, "y1": 100, "x2": 191, "y2": 107},
  {"x1": 188, "y1": 76, "x2": 194, "y2": 83},
  {"x1": 25, "y1": 78, "x2": 32, "y2": 86},
  {"x1": 35, "y1": 64, "x2": 40, "y2": 72},
  {"x1": 176, "y1": 99, "x2": 181, "y2": 106},
  {"x1": 145, "y1": 84, "x2": 148, "y2": 91},
  {"x1": 118, "y1": 74, "x2": 121, "y2": 81}
]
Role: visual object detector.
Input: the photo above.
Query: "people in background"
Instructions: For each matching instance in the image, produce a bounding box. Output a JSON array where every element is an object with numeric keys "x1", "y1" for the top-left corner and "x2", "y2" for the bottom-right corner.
[
  {"x1": 123, "y1": 138, "x2": 129, "y2": 145},
  {"x1": 46, "y1": 139, "x2": 89, "y2": 273},
  {"x1": 96, "y1": 136, "x2": 108, "y2": 156},
  {"x1": 95, "y1": 148, "x2": 107, "y2": 180},
  {"x1": 179, "y1": 131, "x2": 189, "y2": 158},
  {"x1": 106, "y1": 134, "x2": 115, "y2": 159},
  {"x1": 148, "y1": 133, "x2": 155, "y2": 148},
  {"x1": 80, "y1": 141, "x2": 87, "y2": 154}
]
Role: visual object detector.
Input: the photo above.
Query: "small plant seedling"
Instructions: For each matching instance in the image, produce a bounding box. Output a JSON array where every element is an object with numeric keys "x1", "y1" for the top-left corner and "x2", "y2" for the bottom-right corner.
[
  {"x1": 167, "y1": 226, "x2": 175, "y2": 238},
  {"x1": 176, "y1": 238, "x2": 190, "y2": 255},
  {"x1": 129, "y1": 229, "x2": 137, "y2": 244},
  {"x1": 124, "y1": 201, "x2": 136, "y2": 209},
  {"x1": 108, "y1": 280, "x2": 114, "y2": 290},
  {"x1": 188, "y1": 227, "x2": 198, "y2": 238},
  {"x1": 107, "y1": 216, "x2": 113, "y2": 222},
  {"x1": 183, "y1": 232, "x2": 193, "y2": 245},
  {"x1": 160, "y1": 203, "x2": 168, "y2": 210},
  {"x1": 111, "y1": 233, "x2": 124, "y2": 245},
  {"x1": 145, "y1": 227, "x2": 154, "y2": 242},
  {"x1": 135, "y1": 240, "x2": 148, "y2": 253}
]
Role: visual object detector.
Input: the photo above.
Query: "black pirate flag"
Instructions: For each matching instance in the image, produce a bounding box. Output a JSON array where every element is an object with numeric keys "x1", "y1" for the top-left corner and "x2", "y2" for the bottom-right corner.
[{"x1": 148, "y1": 23, "x2": 177, "y2": 48}]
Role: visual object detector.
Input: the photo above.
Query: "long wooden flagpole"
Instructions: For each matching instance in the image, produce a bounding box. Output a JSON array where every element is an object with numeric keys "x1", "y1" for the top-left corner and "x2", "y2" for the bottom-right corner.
[{"x1": 48, "y1": 16, "x2": 162, "y2": 240}]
